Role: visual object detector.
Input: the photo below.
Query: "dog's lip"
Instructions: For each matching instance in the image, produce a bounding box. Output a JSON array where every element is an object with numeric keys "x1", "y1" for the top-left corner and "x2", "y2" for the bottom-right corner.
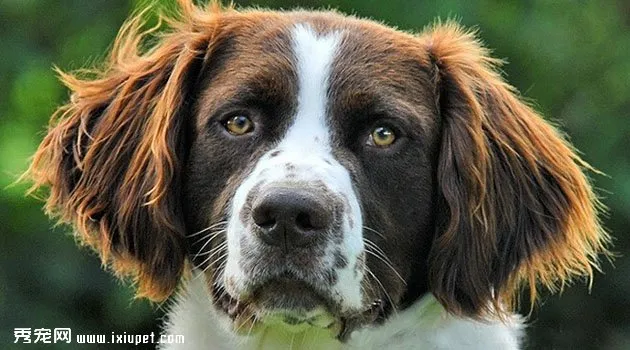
[{"x1": 216, "y1": 276, "x2": 337, "y2": 319}]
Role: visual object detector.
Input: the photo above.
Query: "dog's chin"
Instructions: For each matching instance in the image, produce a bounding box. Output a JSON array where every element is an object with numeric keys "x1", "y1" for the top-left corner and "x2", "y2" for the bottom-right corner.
[
  {"x1": 213, "y1": 277, "x2": 341, "y2": 334},
  {"x1": 212, "y1": 276, "x2": 388, "y2": 340},
  {"x1": 252, "y1": 277, "x2": 332, "y2": 312}
]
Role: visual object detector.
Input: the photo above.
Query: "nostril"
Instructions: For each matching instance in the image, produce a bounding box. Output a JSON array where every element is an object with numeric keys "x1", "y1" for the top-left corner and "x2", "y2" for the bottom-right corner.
[
  {"x1": 252, "y1": 207, "x2": 277, "y2": 229},
  {"x1": 295, "y1": 212, "x2": 314, "y2": 230},
  {"x1": 259, "y1": 217, "x2": 277, "y2": 229}
]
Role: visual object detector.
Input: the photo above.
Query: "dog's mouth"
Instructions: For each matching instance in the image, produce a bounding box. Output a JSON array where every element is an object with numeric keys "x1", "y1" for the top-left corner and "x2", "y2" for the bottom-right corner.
[{"x1": 212, "y1": 277, "x2": 387, "y2": 340}]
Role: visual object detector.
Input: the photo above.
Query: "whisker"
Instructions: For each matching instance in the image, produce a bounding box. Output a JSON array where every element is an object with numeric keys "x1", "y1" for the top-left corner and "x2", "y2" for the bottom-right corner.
[
  {"x1": 364, "y1": 266, "x2": 396, "y2": 315},
  {"x1": 362, "y1": 238, "x2": 406, "y2": 283},
  {"x1": 215, "y1": 261, "x2": 228, "y2": 281},
  {"x1": 197, "y1": 242, "x2": 228, "y2": 267},
  {"x1": 212, "y1": 280, "x2": 228, "y2": 301},
  {"x1": 193, "y1": 244, "x2": 227, "y2": 281},
  {"x1": 194, "y1": 255, "x2": 228, "y2": 285},
  {"x1": 194, "y1": 239, "x2": 227, "y2": 258},
  {"x1": 245, "y1": 313, "x2": 258, "y2": 338},
  {"x1": 188, "y1": 221, "x2": 228, "y2": 238},
  {"x1": 362, "y1": 225, "x2": 386, "y2": 239},
  {"x1": 235, "y1": 313, "x2": 257, "y2": 337},
  {"x1": 201, "y1": 252, "x2": 228, "y2": 273},
  {"x1": 193, "y1": 229, "x2": 226, "y2": 257},
  {"x1": 191, "y1": 228, "x2": 226, "y2": 245},
  {"x1": 364, "y1": 249, "x2": 406, "y2": 285},
  {"x1": 194, "y1": 246, "x2": 224, "y2": 257}
]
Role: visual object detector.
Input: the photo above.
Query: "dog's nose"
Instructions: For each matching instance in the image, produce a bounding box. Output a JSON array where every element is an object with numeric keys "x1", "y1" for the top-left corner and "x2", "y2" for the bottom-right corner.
[{"x1": 251, "y1": 188, "x2": 333, "y2": 249}]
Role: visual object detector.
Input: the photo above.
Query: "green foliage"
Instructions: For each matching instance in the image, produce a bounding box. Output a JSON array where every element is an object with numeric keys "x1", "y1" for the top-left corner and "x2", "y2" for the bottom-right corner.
[{"x1": 1, "y1": 0, "x2": 628, "y2": 349}]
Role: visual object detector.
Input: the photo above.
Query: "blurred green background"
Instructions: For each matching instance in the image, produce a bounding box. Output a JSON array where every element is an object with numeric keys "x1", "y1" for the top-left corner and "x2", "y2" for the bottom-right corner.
[{"x1": 1, "y1": 0, "x2": 629, "y2": 349}]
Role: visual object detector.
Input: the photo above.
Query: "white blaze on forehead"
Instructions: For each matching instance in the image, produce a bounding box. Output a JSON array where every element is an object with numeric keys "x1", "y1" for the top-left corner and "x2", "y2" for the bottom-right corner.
[
  {"x1": 281, "y1": 23, "x2": 340, "y2": 151},
  {"x1": 284, "y1": 24, "x2": 364, "y2": 309},
  {"x1": 223, "y1": 23, "x2": 365, "y2": 312}
]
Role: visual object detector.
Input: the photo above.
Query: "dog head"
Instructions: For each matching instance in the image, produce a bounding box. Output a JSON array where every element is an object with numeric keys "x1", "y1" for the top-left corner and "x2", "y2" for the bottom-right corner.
[{"x1": 28, "y1": 0, "x2": 609, "y2": 338}]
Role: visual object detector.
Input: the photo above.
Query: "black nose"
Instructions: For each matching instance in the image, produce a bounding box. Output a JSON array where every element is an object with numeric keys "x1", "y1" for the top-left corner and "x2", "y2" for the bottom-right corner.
[{"x1": 251, "y1": 187, "x2": 333, "y2": 250}]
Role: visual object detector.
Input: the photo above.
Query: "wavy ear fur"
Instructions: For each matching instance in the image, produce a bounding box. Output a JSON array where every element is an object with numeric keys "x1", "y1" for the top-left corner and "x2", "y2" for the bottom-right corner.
[
  {"x1": 27, "y1": 1, "x2": 226, "y2": 301},
  {"x1": 419, "y1": 22, "x2": 610, "y2": 317}
]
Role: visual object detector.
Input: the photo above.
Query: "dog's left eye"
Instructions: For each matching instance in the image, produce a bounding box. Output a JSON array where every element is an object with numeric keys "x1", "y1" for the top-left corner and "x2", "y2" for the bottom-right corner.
[
  {"x1": 224, "y1": 115, "x2": 254, "y2": 135},
  {"x1": 368, "y1": 125, "x2": 396, "y2": 147}
]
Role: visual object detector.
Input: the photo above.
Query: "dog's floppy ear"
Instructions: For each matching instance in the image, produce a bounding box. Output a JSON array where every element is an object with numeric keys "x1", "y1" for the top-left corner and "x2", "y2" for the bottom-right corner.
[
  {"x1": 418, "y1": 22, "x2": 610, "y2": 317},
  {"x1": 27, "y1": 1, "x2": 226, "y2": 301}
]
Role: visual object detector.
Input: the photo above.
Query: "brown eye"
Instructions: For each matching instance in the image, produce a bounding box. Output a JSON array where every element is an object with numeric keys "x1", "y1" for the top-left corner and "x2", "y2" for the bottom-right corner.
[
  {"x1": 369, "y1": 126, "x2": 396, "y2": 147},
  {"x1": 224, "y1": 115, "x2": 254, "y2": 135}
]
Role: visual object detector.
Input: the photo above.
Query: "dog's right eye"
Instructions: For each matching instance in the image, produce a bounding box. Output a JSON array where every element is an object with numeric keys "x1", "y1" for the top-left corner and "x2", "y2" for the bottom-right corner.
[
  {"x1": 223, "y1": 115, "x2": 254, "y2": 135},
  {"x1": 368, "y1": 125, "x2": 397, "y2": 147}
]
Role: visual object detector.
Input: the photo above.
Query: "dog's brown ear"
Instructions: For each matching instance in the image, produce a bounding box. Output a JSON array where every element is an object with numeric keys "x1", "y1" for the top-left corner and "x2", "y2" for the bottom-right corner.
[
  {"x1": 27, "y1": 1, "x2": 226, "y2": 301},
  {"x1": 418, "y1": 22, "x2": 610, "y2": 318}
]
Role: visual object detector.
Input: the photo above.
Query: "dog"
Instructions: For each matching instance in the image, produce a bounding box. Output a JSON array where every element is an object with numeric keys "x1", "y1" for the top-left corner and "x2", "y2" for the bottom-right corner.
[{"x1": 28, "y1": 1, "x2": 610, "y2": 349}]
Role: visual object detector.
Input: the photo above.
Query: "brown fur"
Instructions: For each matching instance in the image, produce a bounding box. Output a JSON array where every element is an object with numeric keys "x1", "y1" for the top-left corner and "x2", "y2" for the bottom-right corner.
[
  {"x1": 419, "y1": 22, "x2": 610, "y2": 317},
  {"x1": 26, "y1": 1, "x2": 231, "y2": 300}
]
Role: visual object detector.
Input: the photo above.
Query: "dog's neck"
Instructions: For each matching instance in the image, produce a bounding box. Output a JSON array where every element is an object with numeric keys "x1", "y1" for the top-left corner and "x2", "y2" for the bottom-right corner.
[{"x1": 160, "y1": 272, "x2": 524, "y2": 350}]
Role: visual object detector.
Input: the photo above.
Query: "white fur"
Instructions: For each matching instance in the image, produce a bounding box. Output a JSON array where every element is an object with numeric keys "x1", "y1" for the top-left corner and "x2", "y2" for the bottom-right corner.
[
  {"x1": 223, "y1": 23, "x2": 364, "y2": 311},
  {"x1": 287, "y1": 23, "x2": 364, "y2": 310},
  {"x1": 161, "y1": 272, "x2": 524, "y2": 350}
]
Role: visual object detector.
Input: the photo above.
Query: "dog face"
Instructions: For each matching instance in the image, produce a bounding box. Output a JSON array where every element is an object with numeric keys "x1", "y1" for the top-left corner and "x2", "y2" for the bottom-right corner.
[
  {"x1": 28, "y1": 0, "x2": 609, "y2": 339},
  {"x1": 184, "y1": 18, "x2": 440, "y2": 332}
]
